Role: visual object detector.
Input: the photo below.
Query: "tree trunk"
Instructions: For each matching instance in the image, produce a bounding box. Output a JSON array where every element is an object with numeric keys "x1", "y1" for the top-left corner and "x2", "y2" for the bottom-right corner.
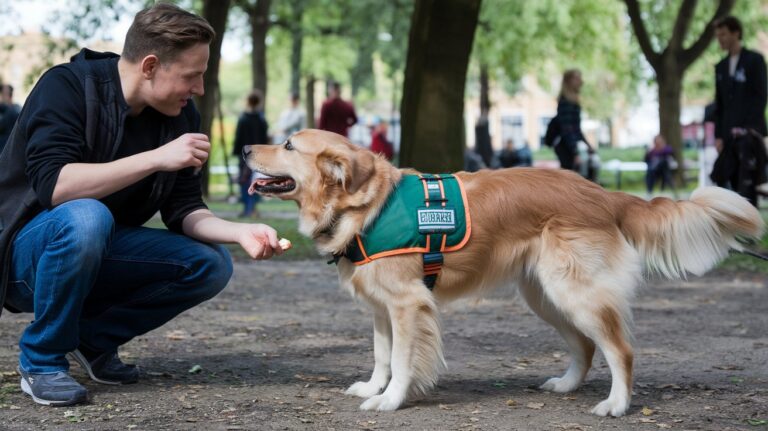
[
  {"x1": 305, "y1": 74, "x2": 316, "y2": 128},
  {"x1": 249, "y1": 0, "x2": 271, "y2": 103},
  {"x1": 197, "y1": 0, "x2": 231, "y2": 197},
  {"x1": 479, "y1": 62, "x2": 490, "y2": 117},
  {"x1": 657, "y1": 65, "x2": 684, "y2": 183},
  {"x1": 400, "y1": 0, "x2": 482, "y2": 172},
  {"x1": 289, "y1": 0, "x2": 305, "y2": 97}
]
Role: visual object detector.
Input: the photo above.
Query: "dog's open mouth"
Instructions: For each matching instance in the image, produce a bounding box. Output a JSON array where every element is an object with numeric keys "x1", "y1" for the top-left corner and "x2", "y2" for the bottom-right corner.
[{"x1": 248, "y1": 171, "x2": 296, "y2": 195}]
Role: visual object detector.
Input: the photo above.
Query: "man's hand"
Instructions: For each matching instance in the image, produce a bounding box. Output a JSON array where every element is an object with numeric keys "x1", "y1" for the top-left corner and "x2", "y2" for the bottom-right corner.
[
  {"x1": 236, "y1": 223, "x2": 284, "y2": 260},
  {"x1": 715, "y1": 138, "x2": 723, "y2": 153},
  {"x1": 152, "y1": 133, "x2": 211, "y2": 171}
]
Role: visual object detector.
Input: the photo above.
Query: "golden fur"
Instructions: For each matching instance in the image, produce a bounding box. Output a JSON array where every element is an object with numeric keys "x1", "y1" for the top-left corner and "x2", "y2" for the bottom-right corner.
[{"x1": 245, "y1": 129, "x2": 765, "y2": 416}]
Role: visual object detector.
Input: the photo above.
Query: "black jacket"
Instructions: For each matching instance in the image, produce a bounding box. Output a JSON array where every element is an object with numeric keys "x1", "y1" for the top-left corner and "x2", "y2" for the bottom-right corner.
[
  {"x1": 714, "y1": 47, "x2": 767, "y2": 139},
  {"x1": 0, "y1": 49, "x2": 203, "y2": 317}
]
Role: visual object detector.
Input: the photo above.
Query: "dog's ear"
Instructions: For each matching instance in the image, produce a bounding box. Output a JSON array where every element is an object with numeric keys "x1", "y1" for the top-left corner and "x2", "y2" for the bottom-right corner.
[
  {"x1": 347, "y1": 150, "x2": 376, "y2": 194},
  {"x1": 318, "y1": 148, "x2": 376, "y2": 194}
]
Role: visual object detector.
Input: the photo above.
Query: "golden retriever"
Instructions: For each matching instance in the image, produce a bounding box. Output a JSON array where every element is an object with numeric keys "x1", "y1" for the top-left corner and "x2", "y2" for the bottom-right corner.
[{"x1": 244, "y1": 129, "x2": 764, "y2": 417}]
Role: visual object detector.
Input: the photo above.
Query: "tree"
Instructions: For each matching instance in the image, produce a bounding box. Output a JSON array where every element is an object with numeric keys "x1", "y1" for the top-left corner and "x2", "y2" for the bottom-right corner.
[
  {"x1": 196, "y1": 0, "x2": 232, "y2": 196},
  {"x1": 624, "y1": 0, "x2": 734, "y2": 171},
  {"x1": 399, "y1": 0, "x2": 482, "y2": 172},
  {"x1": 233, "y1": 0, "x2": 271, "y2": 101}
]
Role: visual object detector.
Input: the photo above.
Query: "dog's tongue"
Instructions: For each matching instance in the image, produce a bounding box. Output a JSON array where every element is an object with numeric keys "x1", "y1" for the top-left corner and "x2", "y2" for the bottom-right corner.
[{"x1": 248, "y1": 171, "x2": 276, "y2": 195}]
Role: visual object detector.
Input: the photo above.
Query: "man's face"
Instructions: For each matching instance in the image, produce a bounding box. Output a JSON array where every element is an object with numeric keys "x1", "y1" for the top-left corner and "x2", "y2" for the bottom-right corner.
[
  {"x1": 716, "y1": 27, "x2": 739, "y2": 51},
  {"x1": 148, "y1": 43, "x2": 209, "y2": 116}
]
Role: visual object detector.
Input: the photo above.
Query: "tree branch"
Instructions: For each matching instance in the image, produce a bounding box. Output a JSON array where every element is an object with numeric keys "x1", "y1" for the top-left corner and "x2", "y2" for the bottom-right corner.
[
  {"x1": 623, "y1": 0, "x2": 661, "y2": 70},
  {"x1": 680, "y1": 0, "x2": 736, "y2": 69},
  {"x1": 669, "y1": 0, "x2": 697, "y2": 52}
]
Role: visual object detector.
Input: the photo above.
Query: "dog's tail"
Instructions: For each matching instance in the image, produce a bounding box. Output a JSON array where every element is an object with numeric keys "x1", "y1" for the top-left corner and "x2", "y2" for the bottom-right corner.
[{"x1": 618, "y1": 186, "x2": 764, "y2": 279}]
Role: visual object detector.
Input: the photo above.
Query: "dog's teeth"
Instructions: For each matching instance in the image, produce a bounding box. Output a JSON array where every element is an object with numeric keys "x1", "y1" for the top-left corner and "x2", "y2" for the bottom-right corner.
[{"x1": 253, "y1": 172, "x2": 273, "y2": 179}]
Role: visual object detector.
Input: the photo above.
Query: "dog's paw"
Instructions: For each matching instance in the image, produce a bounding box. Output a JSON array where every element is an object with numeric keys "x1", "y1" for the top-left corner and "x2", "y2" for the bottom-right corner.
[
  {"x1": 345, "y1": 381, "x2": 385, "y2": 398},
  {"x1": 590, "y1": 398, "x2": 629, "y2": 417},
  {"x1": 359, "y1": 393, "x2": 405, "y2": 411},
  {"x1": 540, "y1": 376, "x2": 580, "y2": 393}
]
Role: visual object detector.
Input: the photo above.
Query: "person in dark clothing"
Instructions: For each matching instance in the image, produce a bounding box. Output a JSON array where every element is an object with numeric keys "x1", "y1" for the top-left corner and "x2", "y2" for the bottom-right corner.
[
  {"x1": 318, "y1": 81, "x2": 357, "y2": 137},
  {"x1": 0, "y1": 4, "x2": 283, "y2": 407},
  {"x1": 710, "y1": 15, "x2": 768, "y2": 207},
  {"x1": 0, "y1": 84, "x2": 21, "y2": 153},
  {"x1": 232, "y1": 90, "x2": 268, "y2": 218},
  {"x1": 555, "y1": 69, "x2": 593, "y2": 174},
  {"x1": 645, "y1": 134, "x2": 674, "y2": 195}
]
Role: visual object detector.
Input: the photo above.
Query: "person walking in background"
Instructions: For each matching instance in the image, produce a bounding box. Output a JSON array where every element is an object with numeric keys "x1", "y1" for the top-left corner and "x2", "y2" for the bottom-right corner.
[
  {"x1": 0, "y1": 84, "x2": 21, "y2": 153},
  {"x1": 370, "y1": 119, "x2": 394, "y2": 161},
  {"x1": 710, "y1": 15, "x2": 767, "y2": 207},
  {"x1": 274, "y1": 92, "x2": 305, "y2": 144},
  {"x1": 645, "y1": 134, "x2": 674, "y2": 196},
  {"x1": 0, "y1": 4, "x2": 283, "y2": 407},
  {"x1": 318, "y1": 81, "x2": 357, "y2": 138},
  {"x1": 555, "y1": 69, "x2": 593, "y2": 173},
  {"x1": 232, "y1": 90, "x2": 269, "y2": 218}
]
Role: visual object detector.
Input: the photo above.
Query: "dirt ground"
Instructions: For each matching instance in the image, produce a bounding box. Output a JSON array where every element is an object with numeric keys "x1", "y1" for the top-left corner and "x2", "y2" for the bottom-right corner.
[{"x1": 0, "y1": 259, "x2": 767, "y2": 431}]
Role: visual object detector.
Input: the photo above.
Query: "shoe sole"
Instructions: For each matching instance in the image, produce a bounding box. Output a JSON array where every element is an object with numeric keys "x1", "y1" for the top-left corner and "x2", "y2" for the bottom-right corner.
[
  {"x1": 20, "y1": 377, "x2": 87, "y2": 407},
  {"x1": 67, "y1": 350, "x2": 131, "y2": 385}
]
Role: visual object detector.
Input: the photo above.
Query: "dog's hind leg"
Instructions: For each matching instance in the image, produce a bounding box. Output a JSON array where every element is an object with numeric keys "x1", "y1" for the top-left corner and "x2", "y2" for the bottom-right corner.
[
  {"x1": 346, "y1": 307, "x2": 392, "y2": 398},
  {"x1": 359, "y1": 285, "x2": 444, "y2": 411},
  {"x1": 518, "y1": 279, "x2": 595, "y2": 393},
  {"x1": 536, "y1": 229, "x2": 639, "y2": 417}
]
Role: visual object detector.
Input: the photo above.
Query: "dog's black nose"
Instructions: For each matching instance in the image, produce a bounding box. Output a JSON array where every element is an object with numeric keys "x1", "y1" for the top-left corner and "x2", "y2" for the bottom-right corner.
[{"x1": 242, "y1": 145, "x2": 252, "y2": 158}]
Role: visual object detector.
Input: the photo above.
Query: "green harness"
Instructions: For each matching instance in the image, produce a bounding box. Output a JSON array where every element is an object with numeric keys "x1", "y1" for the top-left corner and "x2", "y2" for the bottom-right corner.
[{"x1": 332, "y1": 174, "x2": 471, "y2": 289}]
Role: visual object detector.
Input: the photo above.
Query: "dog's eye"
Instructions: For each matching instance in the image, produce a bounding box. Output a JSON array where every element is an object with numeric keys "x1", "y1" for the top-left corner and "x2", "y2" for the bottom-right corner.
[{"x1": 284, "y1": 140, "x2": 294, "y2": 151}]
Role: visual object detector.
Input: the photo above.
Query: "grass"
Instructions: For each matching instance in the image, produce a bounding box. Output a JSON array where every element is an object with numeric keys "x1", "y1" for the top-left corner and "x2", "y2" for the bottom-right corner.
[{"x1": 534, "y1": 145, "x2": 702, "y2": 192}]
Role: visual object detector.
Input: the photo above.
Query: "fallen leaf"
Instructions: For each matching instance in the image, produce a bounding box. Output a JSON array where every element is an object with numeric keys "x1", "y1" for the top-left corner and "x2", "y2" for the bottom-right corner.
[
  {"x1": 294, "y1": 374, "x2": 330, "y2": 382},
  {"x1": 506, "y1": 399, "x2": 517, "y2": 406},
  {"x1": 166, "y1": 330, "x2": 189, "y2": 340},
  {"x1": 713, "y1": 365, "x2": 744, "y2": 370},
  {"x1": 642, "y1": 406, "x2": 655, "y2": 416},
  {"x1": 747, "y1": 419, "x2": 768, "y2": 426},
  {"x1": 188, "y1": 365, "x2": 203, "y2": 374},
  {"x1": 526, "y1": 402, "x2": 544, "y2": 410}
]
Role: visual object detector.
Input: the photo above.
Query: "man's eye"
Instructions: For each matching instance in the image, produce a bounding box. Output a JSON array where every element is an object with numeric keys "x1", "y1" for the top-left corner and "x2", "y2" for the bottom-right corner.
[{"x1": 284, "y1": 140, "x2": 294, "y2": 151}]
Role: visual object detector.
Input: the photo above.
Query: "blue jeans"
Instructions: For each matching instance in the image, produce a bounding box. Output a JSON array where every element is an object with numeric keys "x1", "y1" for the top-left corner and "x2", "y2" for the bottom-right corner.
[{"x1": 6, "y1": 199, "x2": 233, "y2": 374}]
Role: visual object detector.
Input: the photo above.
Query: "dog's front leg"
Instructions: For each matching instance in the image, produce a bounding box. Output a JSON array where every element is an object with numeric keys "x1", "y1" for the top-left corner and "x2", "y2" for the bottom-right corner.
[
  {"x1": 359, "y1": 293, "x2": 444, "y2": 411},
  {"x1": 345, "y1": 308, "x2": 392, "y2": 398}
]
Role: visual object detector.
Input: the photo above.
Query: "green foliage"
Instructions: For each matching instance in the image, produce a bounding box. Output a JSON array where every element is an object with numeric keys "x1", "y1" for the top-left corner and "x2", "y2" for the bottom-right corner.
[{"x1": 472, "y1": 0, "x2": 643, "y2": 119}]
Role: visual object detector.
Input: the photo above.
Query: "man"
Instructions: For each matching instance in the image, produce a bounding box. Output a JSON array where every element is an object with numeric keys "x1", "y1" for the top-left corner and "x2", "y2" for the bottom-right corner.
[
  {"x1": 0, "y1": 3, "x2": 283, "y2": 407},
  {"x1": 710, "y1": 15, "x2": 768, "y2": 207},
  {"x1": 0, "y1": 83, "x2": 21, "y2": 152},
  {"x1": 318, "y1": 81, "x2": 357, "y2": 137}
]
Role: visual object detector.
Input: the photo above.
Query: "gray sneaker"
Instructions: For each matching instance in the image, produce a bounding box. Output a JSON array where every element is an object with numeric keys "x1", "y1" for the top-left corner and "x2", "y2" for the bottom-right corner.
[{"x1": 18, "y1": 367, "x2": 88, "y2": 406}]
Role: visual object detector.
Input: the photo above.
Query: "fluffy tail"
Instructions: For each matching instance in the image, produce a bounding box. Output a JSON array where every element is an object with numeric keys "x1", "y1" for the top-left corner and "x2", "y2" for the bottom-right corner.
[{"x1": 619, "y1": 187, "x2": 765, "y2": 279}]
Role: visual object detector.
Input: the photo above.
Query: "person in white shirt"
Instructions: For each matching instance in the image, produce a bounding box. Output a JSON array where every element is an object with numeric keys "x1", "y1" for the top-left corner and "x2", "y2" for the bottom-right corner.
[{"x1": 274, "y1": 93, "x2": 306, "y2": 144}]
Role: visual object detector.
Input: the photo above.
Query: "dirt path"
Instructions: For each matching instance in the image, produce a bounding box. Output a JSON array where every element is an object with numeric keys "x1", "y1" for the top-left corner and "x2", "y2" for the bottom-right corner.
[{"x1": 1, "y1": 260, "x2": 767, "y2": 430}]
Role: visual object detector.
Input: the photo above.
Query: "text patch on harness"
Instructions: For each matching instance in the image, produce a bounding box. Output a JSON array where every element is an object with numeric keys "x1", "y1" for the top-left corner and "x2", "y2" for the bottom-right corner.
[{"x1": 417, "y1": 207, "x2": 457, "y2": 234}]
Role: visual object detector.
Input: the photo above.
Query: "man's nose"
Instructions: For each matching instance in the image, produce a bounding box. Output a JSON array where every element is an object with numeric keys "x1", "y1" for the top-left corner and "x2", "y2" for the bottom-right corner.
[{"x1": 242, "y1": 145, "x2": 252, "y2": 158}]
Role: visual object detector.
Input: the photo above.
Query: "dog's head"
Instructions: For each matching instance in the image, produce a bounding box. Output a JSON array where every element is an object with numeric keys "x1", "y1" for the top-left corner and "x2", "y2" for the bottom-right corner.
[{"x1": 244, "y1": 129, "x2": 400, "y2": 250}]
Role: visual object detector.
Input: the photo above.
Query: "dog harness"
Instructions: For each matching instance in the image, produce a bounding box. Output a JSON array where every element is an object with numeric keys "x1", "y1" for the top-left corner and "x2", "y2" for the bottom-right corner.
[{"x1": 332, "y1": 174, "x2": 471, "y2": 290}]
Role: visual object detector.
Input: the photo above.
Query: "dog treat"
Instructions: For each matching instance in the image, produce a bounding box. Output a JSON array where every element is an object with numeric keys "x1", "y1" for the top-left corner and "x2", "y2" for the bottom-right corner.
[{"x1": 278, "y1": 238, "x2": 292, "y2": 251}]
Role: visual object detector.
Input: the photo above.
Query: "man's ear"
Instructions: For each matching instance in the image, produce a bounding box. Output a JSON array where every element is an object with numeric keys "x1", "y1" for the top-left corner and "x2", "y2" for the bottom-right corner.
[{"x1": 140, "y1": 55, "x2": 160, "y2": 79}]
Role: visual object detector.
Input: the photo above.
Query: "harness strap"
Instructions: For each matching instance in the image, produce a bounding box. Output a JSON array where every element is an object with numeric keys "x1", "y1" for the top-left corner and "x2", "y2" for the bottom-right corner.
[{"x1": 419, "y1": 174, "x2": 448, "y2": 290}]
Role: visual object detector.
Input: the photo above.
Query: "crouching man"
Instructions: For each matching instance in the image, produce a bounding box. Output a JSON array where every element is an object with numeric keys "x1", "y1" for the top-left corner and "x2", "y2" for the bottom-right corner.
[{"x1": 0, "y1": 3, "x2": 283, "y2": 406}]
